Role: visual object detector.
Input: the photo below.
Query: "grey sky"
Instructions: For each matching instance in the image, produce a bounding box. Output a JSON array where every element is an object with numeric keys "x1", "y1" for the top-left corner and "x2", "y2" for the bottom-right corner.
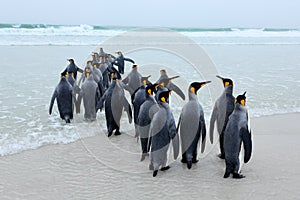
[{"x1": 1, "y1": 0, "x2": 299, "y2": 28}]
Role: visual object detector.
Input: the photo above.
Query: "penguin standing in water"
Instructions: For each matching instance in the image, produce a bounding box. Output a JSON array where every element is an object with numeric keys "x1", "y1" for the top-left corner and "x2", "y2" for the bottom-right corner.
[
  {"x1": 223, "y1": 92, "x2": 252, "y2": 179},
  {"x1": 49, "y1": 72, "x2": 73, "y2": 123},
  {"x1": 97, "y1": 75, "x2": 132, "y2": 137},
  {"x1": 137, "y1": 83, "x2": 159, "y2": 161},
  {"x1": 156, "y1": 70, "x2": 185, "y2": 100},
  {"x1": 61, "y1": 59, "x2": 83, "y2": 80},
  {"x1": 149, "y1": 90, "x2": 179, "y2": 177},
  {"x1": 177, "y1": 81, "x2": 210, "y2": 169},
  {"x1": 77, "y1": 71, "x2": 101, "y2": 121},
  {"x1": 209, "y1": 75, "x2": 235, "y2": 159},
  {"x1": 122, "y1": 64, "x2": 142, "y2": 95},
  {"x1": 112, "y1": 51, "x2": 135, "y2": 74}
]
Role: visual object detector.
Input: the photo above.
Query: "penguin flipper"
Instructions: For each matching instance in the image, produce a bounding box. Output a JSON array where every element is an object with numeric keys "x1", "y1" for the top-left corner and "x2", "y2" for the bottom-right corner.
[
  {"x1": 209, "y1": 104, "x2": 218, "y2": 144},
  {"x1": 241, "y1": 127, "x2": 252, "y2": 163},
  {"x1": 122, "y1": 96, "x2": 132, "y2": 123},
  {"x1": 49, "y1": 91, "x2": 57, "y2": 115},
  {"x1": 167, "y1": 82, "x2": 185, "y2": 100},
  {"x1": 200, "y1": 115, "x2": 207, "y2": 153},
  {"x1": 172, "y1": 133, "x2": 180, "y2": 160},
  {"x1": 169, "y1": 117, "x2": 179, "y2": 159},
  {"x1": 124, "y1": 57, "x2": 135, "y2": 64}
]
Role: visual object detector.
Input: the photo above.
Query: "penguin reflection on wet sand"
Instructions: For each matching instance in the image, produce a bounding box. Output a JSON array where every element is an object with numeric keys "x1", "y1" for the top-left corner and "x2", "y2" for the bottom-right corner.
[
  {"x1": 137, "y1": 83, "x2": 159, "y2": 161},
  {"x1": 49, "y1": 72, "x2": 73, "y2": 123},
  {"x1": 156, "y1": 69, "x2": 185, "y2": 100},
  {"x1": 97, "y1": 75, "x2": 132, "y2": 137},
  {"x1": 209, "y1": 75, "x2": 235, "y2": 159},
  {"x1": 177, "y1": 81, "x2": 210, "y2": 169},
  {"x1": 223, "y1": 92, "x2": 252, "y2": 179},
  {"x1": 149, "y1": 90, "x2": 179, "y2": 177}
]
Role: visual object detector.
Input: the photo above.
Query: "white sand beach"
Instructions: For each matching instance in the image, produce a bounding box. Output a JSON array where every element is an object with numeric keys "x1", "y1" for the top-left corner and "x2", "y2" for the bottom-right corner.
[{"x1": 0, "y1": 113, "x2": 299, "y2": 199}]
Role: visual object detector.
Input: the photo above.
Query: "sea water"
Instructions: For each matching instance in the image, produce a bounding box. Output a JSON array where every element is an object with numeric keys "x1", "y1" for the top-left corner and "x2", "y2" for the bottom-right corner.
[{"x1": 0, "y1": 24, "x2": 299, "y2": 156}]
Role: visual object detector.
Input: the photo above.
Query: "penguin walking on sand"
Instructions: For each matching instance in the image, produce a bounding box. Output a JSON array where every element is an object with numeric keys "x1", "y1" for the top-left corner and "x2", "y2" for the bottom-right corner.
[
  {"x1": 223, "y1": 92, "x2": 252, "y2": 179},
  {"x1": 122, "y1": 64, "x2": 142, "y2": 96},
  {"x1": 131, "y1": 76, "x2": 151, "y2": 137},
  {"x1": 177, "y1": 81, "x2": 210, "y2": 169},
  {"x1": 49, "y1": 72, "x2": 73, "y2": 123},
  {"x1": 156, "y1": 69, "x2": 185, "y2": 100},
  {"x1": 149, "y1": 90, "x2": 179, "y2": 177},
  {"x1": 137, "y1": 83, "x2": 159, "y2": 161},
  {"x1": 209, "y1": 75, "x2": 235, "y2": 159},
  {"x1": 77, "y1": 73, "x2": 101, "y2": 121},
  {"x1": 112, "y1": 51, "x2": 135, "y2": 74},
  {"x1": 97, "y1": 75, "x2": 132, "y2": 137}
]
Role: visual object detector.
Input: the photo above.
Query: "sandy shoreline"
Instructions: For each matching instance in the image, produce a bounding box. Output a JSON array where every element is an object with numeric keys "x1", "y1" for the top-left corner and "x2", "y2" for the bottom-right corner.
[{"x1": 0, "y1": 113, "x2": 299, "y2": 199}]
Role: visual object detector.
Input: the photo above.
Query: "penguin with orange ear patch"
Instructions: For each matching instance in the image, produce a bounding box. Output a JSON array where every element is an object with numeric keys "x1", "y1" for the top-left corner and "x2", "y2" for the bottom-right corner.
[
  {"x1": 223, "y1": 92, "x2": 252, "y2": 179},
  {"x1": 209, "y1": 75, "x2": 235, "y2": 159},
  {"x1": 149, "y1": 90, "x2": 179, "y2": 177},
  {"x1": 177, "y1": 81, "x2": 210, "y2": 169}
]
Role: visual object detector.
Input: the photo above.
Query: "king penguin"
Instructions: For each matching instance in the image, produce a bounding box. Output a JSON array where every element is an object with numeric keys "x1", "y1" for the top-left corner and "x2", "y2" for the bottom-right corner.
[
  {"x1": 97, "y1": 75, "x2": 132, "y2": 137},
  {"x1": 131, "y1": 76, "x2": 151, "y2": 138},
  {"x1": 149, "y1": 90, "x2": 179, "y2": 177},
  {"x1": 209, "y1": 75, "x2": 235, "y2": 159},
  {"x1": 177, "y1": 81, "x2": 210, "y2": 169},
  {"x1": 49, "y1": 72, "x2": 73, "y2": 123},
  {"x1": 156, "y1": 69, "x2": 185, "y2": 100},
  {"x1": 136, "y1": 83, "x2": 159, "y2": 161},
  {"x1": 122, "y1": 64, "x2": 142, "y2": 95},
  {"x1": 223, "y1": 92, "x2": 252, "y2": 178},
  {"x1": 112, "y1": 51, "x2": 135, "y2": 74},
  {"x1": 78, "y1": 72, "x2": 101, "y2": 121}
]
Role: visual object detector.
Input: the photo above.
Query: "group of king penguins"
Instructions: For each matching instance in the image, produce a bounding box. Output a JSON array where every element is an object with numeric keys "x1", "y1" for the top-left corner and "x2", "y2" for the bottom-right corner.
[{"x1": 49, "y1": 48, "x2": 252, "y2": 178}]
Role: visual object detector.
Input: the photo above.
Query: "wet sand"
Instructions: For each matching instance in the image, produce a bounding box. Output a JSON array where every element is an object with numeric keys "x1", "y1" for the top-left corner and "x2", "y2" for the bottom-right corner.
[{"x1": 0, "y1": 113, "x2": 299, "y2": 200}]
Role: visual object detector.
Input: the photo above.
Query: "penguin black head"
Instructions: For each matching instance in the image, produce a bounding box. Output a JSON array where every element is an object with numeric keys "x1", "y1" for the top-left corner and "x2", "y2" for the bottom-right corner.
[
  {"x1": 68, "y1": 59, "x2": 74, "y2": 63},
  {"x1": 132, "y1": 64, "x2": 138, "y2": 69},
  {"x1": 160, "y1": 69, "x2": 167, "y2": 75},
  {"x1": 145, "y1": 83, "x2": 159, "y2": 96},
  {"x1": 158, "y1": 90, "x2": 172, "y2": 103},
  {"x1": 235, "y1": 92, "x2": 247, "y2": 106},
  {"x1": 216, "y1": 75, "x2": 233, "y2": 88},
  {"x1": 60, "y1": 71, "x2": 68, "y2": 78},
  {"x1": 141, "y1": 75, "x2": 151, "y2": 85},
  {"x1": 87, "y1": 60, "x2": 92, "y2": 65},
  {"x1": 189, "y1": 81, "x2": 211, "y2": 94}
]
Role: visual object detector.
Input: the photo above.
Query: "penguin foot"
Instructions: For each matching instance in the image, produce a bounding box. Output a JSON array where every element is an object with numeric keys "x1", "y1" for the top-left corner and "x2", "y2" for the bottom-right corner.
[
  {"x1": 114, "y1": 131, "x2": 122, "y2": 136},
  {"x1": 223, "y1": 172, "x2": 230, "y2": 178},
  {"x1": 218, "y1": 153, "x2": 225, "y2": 159},
  {"x1": 65, "y1": 119, "x2": 71, "y2": 123},
  {"x1": 140, "y1": 154, "x2": 146, "y2": 162},
  {"x1": 108, "y1": 132, "x2": 113, "y2": 137},
  {"x1": 181, "y1": 158, "x2": 187, "y2": 163},
  {"x1": 192, "y1": 159, "x2": 199, "y2": 163},
  {"x1": 149, "y1": 163, "x2": 154, "y2": 170},
  {"x1": 233, "y1": 173, "x2": 245, "y2": 179},
  {"x1": 160, "y1": 166, "x2": 170, "y2": 171},
  {"x1": 187, "y1": 161, "x2": 192, "y2": 169},
  {"x1": 153, "y1": 170, "x2": 158, "y2": 177}
]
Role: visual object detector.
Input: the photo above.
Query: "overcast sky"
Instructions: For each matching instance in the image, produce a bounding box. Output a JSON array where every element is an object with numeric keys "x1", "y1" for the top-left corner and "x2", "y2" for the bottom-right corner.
[{"x1": 1, "y1": 0, "x2": 299, "y2": 28}]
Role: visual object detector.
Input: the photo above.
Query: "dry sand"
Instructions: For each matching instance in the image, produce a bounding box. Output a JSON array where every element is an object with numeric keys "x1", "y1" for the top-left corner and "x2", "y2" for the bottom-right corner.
[{"x1": 0, "y1": 113, "x2": 299, "y2": 200}]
